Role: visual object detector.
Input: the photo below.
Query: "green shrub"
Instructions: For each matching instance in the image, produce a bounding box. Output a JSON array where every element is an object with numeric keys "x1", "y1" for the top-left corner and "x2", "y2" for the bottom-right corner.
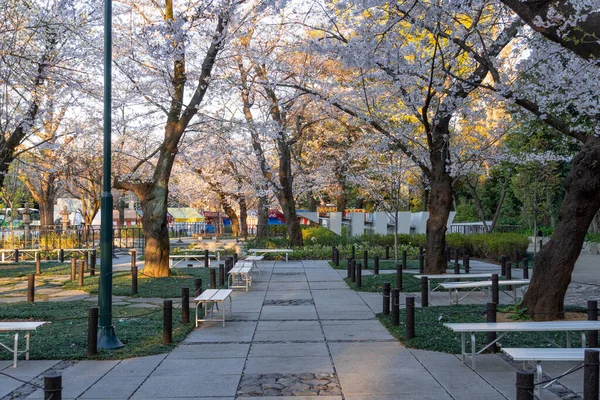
[
  {"x1": 39, "y1": 233, "x2": 79, "y2": 250},
  {"x1": 462, "y1": 233, "x2": 529, "y2": 261}
]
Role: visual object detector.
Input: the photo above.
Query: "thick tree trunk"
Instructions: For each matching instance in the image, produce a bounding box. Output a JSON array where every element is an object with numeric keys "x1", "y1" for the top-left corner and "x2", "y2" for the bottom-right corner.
[
  {"x1": 221, "y1": 202, "x2": 240, "y2": 236},
  {"x1": 257, "y1": 193, "x2": 269, "y2": 238},
  {"x1": 24, "y1": 175, "x2": 57, "y2": 227},
  {"x1": 335, "y1": 182, "x2": 347, "y2": 212},
  {"x1": 140, "y1": 184, "x2": 171, "y2": 277},
  {"x1": 278, "y1": 142, "x2": 303, "y2": 246},
  {"x1": 424, "y1": 123, "x2": 453, "y2": 274},
  {"x1": 239, "y1": 197, "x2": 248, "y2": 237},
  {"x1": 39, "y1": 201, "x2": 55, "y2": 227},
  {"x1": 307, "y1": 192, "x2": 318, "y2": 212},
  {"x1": 522, "y1": 136, "x2": 600, "y2": 320}
]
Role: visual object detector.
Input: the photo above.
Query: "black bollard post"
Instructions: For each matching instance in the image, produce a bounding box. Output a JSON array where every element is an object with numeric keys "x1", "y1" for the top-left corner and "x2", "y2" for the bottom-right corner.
[
  {"x1": 347, "y1": 258, "x2": 352, "y2": 279},
  {"x1": 204, "y1": 250, "x2": 210, "y2": 268},
  {"x1": 88, "y1": 252, "x2": 95, "y2": 277},
  {"x1": 402, "y1": 250, "x2": 407, "y2": 270},
  {"x1": 91, "y1": 249, "x2": 97, "y2": 274},
  {"x1": 131, "y1": 250, "x2": 137, "y2": 268},
  {"x1": 501, "y1": 255, "x2": 507, "y2": 276},
  {"x1": 355, "y1": 262, "x2": 362, "y2": 288},
  {"x1": 233, "y1": 252, "x2": 238, "y2": 263},
  {"x1": 374, "y1": 255, "x2": 379, "y2": 275},
  {"x1": 27, "y1": 274, "x2": 35, "y2": 303},
  {"x1": 385, "y1": 246, "x2": 390, "y2": 260},
  {"x1": 210, "y1": 268, "x2": 216, "y2": 289},
  {"x1": 219, "y1": 263, "x2": 225, "y2": 286},
  {"x1": 78, "y1": 261, "x2": 85, "y2": 286},
  {"x1": 454, "y1": 248, "x2": 459, "y2": 264},
  {"x1": 332, "y1": 246, "x2": 336, "y2": 261},
  {"x1": 58, "y1": 249, "x2": 64, "y2": 263},
  {"x1": 71, "y1": 258, "x2": 76, "y2": 281},
  {"x1": 391, "y1": 288, "x2": 400, "y2": 326},
  {"x1": 514, "y1": 249, "x2": 520, "y2": 266},
  {"x1": 195, "y1": 278, "x2": 203, "y2": 297},
  {"x1": 83, "y1": 255, "x2": 89, "y2": 272},
  {"x1": 445, "y1": 246, "x2": 451, "y2": 265},
  {"x1": 396, "y1": 263, "x2": 403, "y2": 292},
  {"x1": 182, "y1": 288, "x2": 190, "y2": 324},
  {"x1": 464, "y1": 255, "x2": 470, "y2": 273},
  {"x1": 523, "y1": 259, "x2": 529, "y2": 279},
  {"x1": 421, "y1": 277, "x2": 429, "y2": 307},
  {"x1": 419, "y1": 245, "x2": 424, "y2": 258},
  {"x1": 492, "y1": 274, "x2": 499, "y2": 304},
  {"x1": 406, "y1": 296, "x2": 415, "y2": 339},
  {"x1": 584, "y1": 349, "x2": 599, "y2": 400},
  {"x1": 351, "y1": 245, "x2": 355, "y2": 259},
  {"x1": 454, "y1": 262, "x2": 460, "y2": 275},
  {"x1": 14, "y1": 249, "x2": 19, "y2": 263},
  {"x1": 87, "y1": 307, "x2": 98, "y2": 356},
  {"x1": 487, "y1": 302, "x2": 497, "y2": 353},
  {"x1": 35, "y1": 251, "x2": 41, "y2": 275},
  {"x1": 44, "y1": 373, "x2": 62, "y2": 400},
  {"x1": 382, "y1": 282, "x2": 391, "y2": 316},
  {"x1": 131, "y1": 265, "x2": 138, "y2": 295},
  {"x1": 334, "y1": 248, "x2": 339, "y2": 267},
  {"x1": 163, "y1": 300, "x2": 172, "y2": 344},
  {"x1": 419, "y1": 253, "x2": 424, "y2": 274},
  {"x1": 363, "y1": 250, "x2": 368, "y2": 270},
  {"x1": 515, "y1": 370, "x2": 534, "y2": 400},
  {"x1": 350, "y1": 259, "x2": 356, "y2": 283},
  {"x1": 588, "y1": 300, "x2": 598, "y2": 348}
]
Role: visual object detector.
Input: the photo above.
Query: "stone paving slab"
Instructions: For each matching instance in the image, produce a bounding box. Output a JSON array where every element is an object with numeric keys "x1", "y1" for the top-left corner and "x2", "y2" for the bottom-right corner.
[
  {"x1": 243, "y1": 356, "x2": 334, "y2": 374},
  {"x1": 151, "y1": 358, "x2": 246, "y2": 376},
  {"x1": 345, "y1": 395, "x2": 452, "y2": 400},
  {"x1": 184, "y1": 321, "x2": 257, "y2": 343},
  {"x1": 169, "y1": 343, "x2": 250, "y2": 359},
  {"x1": 321, "y1": 320, "x2": 394, "y2": 341},
  {"x1": 259, "y1": 305, "x2": 317, "y2": 320},
  {"x1": 249, "y1": 343, "x2": 329, "y2": 357},
  {"x1": 336, "y1": 370, "x2": 451, "y2": 396},
  {"x1": 131, "y1": 373, "x2": 241, "y2": 398},
  {"x1": 264, "y1": 290, "x2": 313, "y2": 300},
  {"x1": 79, "y1": 376, "x2": 146, "y2": 399}
]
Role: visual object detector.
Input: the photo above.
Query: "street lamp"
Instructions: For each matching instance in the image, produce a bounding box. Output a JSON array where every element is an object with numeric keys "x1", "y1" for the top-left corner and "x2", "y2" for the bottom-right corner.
[{"x1": 98, "y1": 0, "x2": 123, "y2": 349}]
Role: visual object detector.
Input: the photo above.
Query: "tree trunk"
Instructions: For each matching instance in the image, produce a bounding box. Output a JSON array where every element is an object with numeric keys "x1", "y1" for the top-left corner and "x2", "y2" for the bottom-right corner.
[
  {"x1": 39, "y1": 201, "x2": 55, "y2": 227},
  {"x1": 424, "y1": 123, "x2": 453, "y2": 274},
  {"x1": 257, "y1": 193, "x2": 269, "y2": 238},
  {"x1": 139, "y1": 184, "x2": 171, "y2": 277},
  {"x1": 522, "y1": 136, "x2": 600, "y2": 320},
  {"x1": 278, "y1": 141, "x2": 303, "y2": 246},
  {"x1": 239, "y1": 197, "x2": 248, "y2": 237},
  {"x1": 24, "y1": 174, "x2": 57, "y2": 227},
  {"x1": 335, "y1": 182, "x2": 348, "y2": 212},
  {"x1": 221, "y1": 202, "x2": 240, "y2": 236},
  {"x1": 307, "y1": 192, "x2": 318, "y2": 212}
]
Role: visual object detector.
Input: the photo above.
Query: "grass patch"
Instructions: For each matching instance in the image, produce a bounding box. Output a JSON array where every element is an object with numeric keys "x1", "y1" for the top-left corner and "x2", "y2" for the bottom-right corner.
[
  {"x1": 330, "y1": 259, "x2": 421, "y2": 270},
  {"x1": 0, "y1": 300, "x2": 193, "y2": 360},
  {"x1": 61, "y1": 267, "x2": 225, "y2": 298},
  {"x1": 343, "y1": 273, "x2": 422, "y2": 292},
  {"x1": 377, "y1": 305, "x2": 587, "y2": 354},
  {"x1": 0, "y1": 262, "x2": 72, "y2": 278}
]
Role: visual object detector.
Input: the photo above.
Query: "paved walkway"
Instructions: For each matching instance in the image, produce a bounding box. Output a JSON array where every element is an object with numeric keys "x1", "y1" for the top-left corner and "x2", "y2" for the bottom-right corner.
[{"x1": 4, "y1": 259, "x2": 590, "y2": 399}]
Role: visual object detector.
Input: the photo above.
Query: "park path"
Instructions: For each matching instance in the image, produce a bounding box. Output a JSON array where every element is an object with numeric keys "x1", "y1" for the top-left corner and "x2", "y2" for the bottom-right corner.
[{"x1": 5, "y1": 259, "x2": 585, "y2": 399}]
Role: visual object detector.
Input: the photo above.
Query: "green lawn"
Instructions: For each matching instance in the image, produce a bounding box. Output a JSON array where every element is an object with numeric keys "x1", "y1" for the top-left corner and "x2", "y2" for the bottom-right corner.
[
  {"x1": 378, "y1": 305, "x2": 587, "y2": 354},
  {"x1": 0, "y1": 301, "x2": 193, "y2": 360},
  {"x1": 331, "y1": 259, "x2": 422, "y2": 270},
  {"x1": 0, "y1": 262, "x2": 72, "y2": 278}
]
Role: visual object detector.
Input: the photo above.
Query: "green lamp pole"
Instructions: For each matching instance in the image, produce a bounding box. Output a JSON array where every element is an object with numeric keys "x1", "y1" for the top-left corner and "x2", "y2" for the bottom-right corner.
[{"x1": 98, "y1": 0, "x2": 123, "y2": 349}]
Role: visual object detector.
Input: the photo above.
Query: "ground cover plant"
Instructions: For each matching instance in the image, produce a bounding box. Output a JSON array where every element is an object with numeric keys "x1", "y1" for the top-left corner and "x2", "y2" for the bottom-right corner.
[
  {"x1": 0, "y1": 262, "x2": 72, "y2": 278},
  {"x1": 0, "y1": 300, "x2": 193, "y2": 360},
  {"x1": 378, "y1": 305, "x2": 587, "y2": 354}
]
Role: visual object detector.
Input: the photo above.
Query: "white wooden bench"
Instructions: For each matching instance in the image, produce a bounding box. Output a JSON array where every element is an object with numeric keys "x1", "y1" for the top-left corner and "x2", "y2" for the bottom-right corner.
[
  {"x1": 243, "y1": 255, "x2": 264, "y2": 273},
  {"x1": 0, "y1": 321, "x2": 49, "y2": 367},
  {"x1": 502, "y1": 347, "x2": 600, "y2": 399},
  {"x1": 228, "y1": 263, "x2": 253, "y2": 291},
  {"x1": 248, "y1": 248, "x2": 293, "y2": 263},
  {"x1": 0, "y1": 249, "x2": 43, "y2": 262},
  {"x1": 444, "y1": 320, "x2": 600, "y2": 369},
  {"x1": 414, "y1": 273, "x2": 494, "y2": 298},
  {"x1": 169, "y1": 254, "x2": 216, "y2": 268},
  {"x1": 439, "y1": 279, "x2": 530, "y2": 305},
  {"x1": 194, "y1": 289, "x2": 233, "y2": 327}
]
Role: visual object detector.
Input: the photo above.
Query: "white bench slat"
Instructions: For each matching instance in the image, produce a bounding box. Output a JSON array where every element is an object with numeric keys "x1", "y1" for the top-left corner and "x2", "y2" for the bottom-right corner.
[
  {"x1": 229, "y1": 267, "x2": 252, "y2": 274},
  {"x1": 244, "y1": 256, "x2": 264, "y2": 261},
  {"x1": 414, "y1": 273, "x2": 493, "y2": 279},
  {"x1": 440, "y1": 279, "x2": 530, "y2": 290},
  {"x1": 0, "y1": 322, "x2": 48, "y2": 331},
  {"x1": 445, "y1": 320, "x2": 600, "y2": 332},
  {"x1": 502, "y1": 347, "x2": 600, "y2": 362}
]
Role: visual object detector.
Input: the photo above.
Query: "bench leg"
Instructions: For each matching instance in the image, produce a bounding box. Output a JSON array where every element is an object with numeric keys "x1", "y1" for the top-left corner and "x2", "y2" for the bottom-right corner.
[
  {"x1": 13, "y1": 332, "x2": 19, "y2": 368},
  {"x1": 461, "y1": 332, "x2": 466, "y2": 363},
  {"x1": 25, "y1": 331, "x2": 30, "y2": 360},
  {"x1": 471, "y1": 333, "x2": 477, "y2": 370},
  {"x1": 537, "y1": 362, "x2": 544, "y2": 399}
]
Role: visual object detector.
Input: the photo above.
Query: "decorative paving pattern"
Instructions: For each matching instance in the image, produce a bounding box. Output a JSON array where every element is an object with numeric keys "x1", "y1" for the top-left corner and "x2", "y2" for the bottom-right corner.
[
  {"x1": 237, "y1": 373, "x2": 342, "y2": 397},
  {"x1": 263, "y1": 299, "x2": 315, "y2": 306}
]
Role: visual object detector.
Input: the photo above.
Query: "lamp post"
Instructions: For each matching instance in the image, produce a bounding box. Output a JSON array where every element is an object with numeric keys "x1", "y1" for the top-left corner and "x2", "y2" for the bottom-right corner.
[{"x1": 98, "y1": 0, "x2": 123, "y2": 349}]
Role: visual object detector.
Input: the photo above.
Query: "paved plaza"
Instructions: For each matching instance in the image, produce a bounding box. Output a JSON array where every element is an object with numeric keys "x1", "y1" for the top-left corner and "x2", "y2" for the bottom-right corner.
[{"x1": 2, "y1": 252, "x2": 599, "y2": 399}]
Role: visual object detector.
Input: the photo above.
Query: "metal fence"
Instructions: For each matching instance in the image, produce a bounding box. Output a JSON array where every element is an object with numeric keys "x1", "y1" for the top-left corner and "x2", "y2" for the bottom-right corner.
[{"x1": 449, "y1": 224, "x2": 523, "y2": 235}]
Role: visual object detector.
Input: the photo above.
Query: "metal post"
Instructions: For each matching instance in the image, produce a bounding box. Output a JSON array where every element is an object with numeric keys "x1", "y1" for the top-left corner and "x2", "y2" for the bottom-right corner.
[
  {"x1": 332, "y1": 246, "x2": 336, "y2": 261},
  {"x1": 420, "y1": 277, "x2": 428, "y2": 307},
  {"x1": 588, "y1": 300, "x2": 598, "y2": 348},
  {"x1": 89, "y1": 252, "x2": 95, "y2": 277},
  {"x1": 454, "y1": 248, "x2": 459, "y2": 264},
  {"x1": 374, "y1": 255, "x2": 379, "y2": 275},
  {"x1": 27, "y1": 274, "x2": 34, "y2": 303},
  {"x1": 445, "y1": 246, "x2": 451, "y2": 265},
  {"x1": 84, "y1": 255, "x2": 89, "y2": 272},
  {"x1": 351, "y1": 245, "x2": 355, "y2": 259},
  {"x1": 58, "y1": 249, "x2": 64, "y2": 263},
  {"x1": 97, "y1": 0, "x2": 123, "y2": 349},
  {"x1": 204, "y1": 250, "x2": 209, "y2": 268},
  {"x1": 219, "y1": 263, "x2": 225, "y2": 286},
  {"x1": 35, "y1": 252, "x2": 41, "y2": 275},
  {"x1": 515, "y1": 370, "x2": 534, "y2": 400},
  {"x1": 78, "y1": 261, "x2": 85, "y2": 286},
  {"x1": 163, "y1": 300, "x2": 172, "y2": 344},
  {"x1": 514, "y1": 249, "x2": 520, "y2": 266},
  {"x1": 487, "y1": 302, "x2": 497, "y2": 353},
  {"x1": 419, "y1": 254, "x2": 424, "y2": 274},
  {"x1": 350, "y1": 259, "x2": 356, "y2": 283},
  {"x1": 391, "y1": 288, "x2": 400, "y2": 326},
  {"x1": 44, "y1": 373, "x2": 62, "y2": 400},
  {"x1": 181, "y1": 288, "x2": 189, "y2": 324},
  {"x1": 492, "y1": 274, "x2": 499, "y2": 305},
  {"x1": 464, "y1": 255, "x2": 470, "y2": 273},
  {"x1": 382, "y1": 282, "x2": 390, "y2": 316},
  {"x1": 334, "y1": 248, "x2": 339, "y2": 267},
  {"x1": 87, "y1": 308, "x2": 98, "y2": 356},
  {"x1": 385, "y1": 246, "x2": 390, "y2": 260},
  {"x1": 355, "y1": 262, "x2": 362, "y2": 288},
  {"x1": 131, "y1": 265, "x2": 138, "y2": 295},
  {"x1": 91, "y1": 250, "x2": 97, "y2": 274},
  {"x1": 406, "y1": 296, "x2": 415, "y2": 339},
  {"x1": 584, "y1": 349, "x2": 599, "y2": 400},
  {"x1": 523, "y1": 259, "x2": 529, "y2": 279},
  {"x1": 131, "y1": 250, "x2": 136, "y2": 268},
  {"x1": 454, "y1": 262, "x2": 460, "y2": 275},
  {"x1": 347, "y1": 258, "x2": 352, "y2": 279},
  {"x1": 210, "y1": 268, "x2": 216, "y2": 289},
  {"x1": 194, "y1": 278, "x2": 202, "y2": 297},
  {"x1": 363, "y1": 250, "x2": 368, "y2": 270},
  {"x1": 402, "y1": 250, "x2": 407, "y2": 270},
  {"x1": 501, "y1": 255, "x2": 507, "y2": 276},
  {"x1": 71, "y1": 258, "x2": 76, "y2": 281},
  {"x1": 14, "y1": 249, "x2": 19, "y2": 263},
  {"x1": 396, "y1": 263, "x2": 403, "y2": 292}
]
